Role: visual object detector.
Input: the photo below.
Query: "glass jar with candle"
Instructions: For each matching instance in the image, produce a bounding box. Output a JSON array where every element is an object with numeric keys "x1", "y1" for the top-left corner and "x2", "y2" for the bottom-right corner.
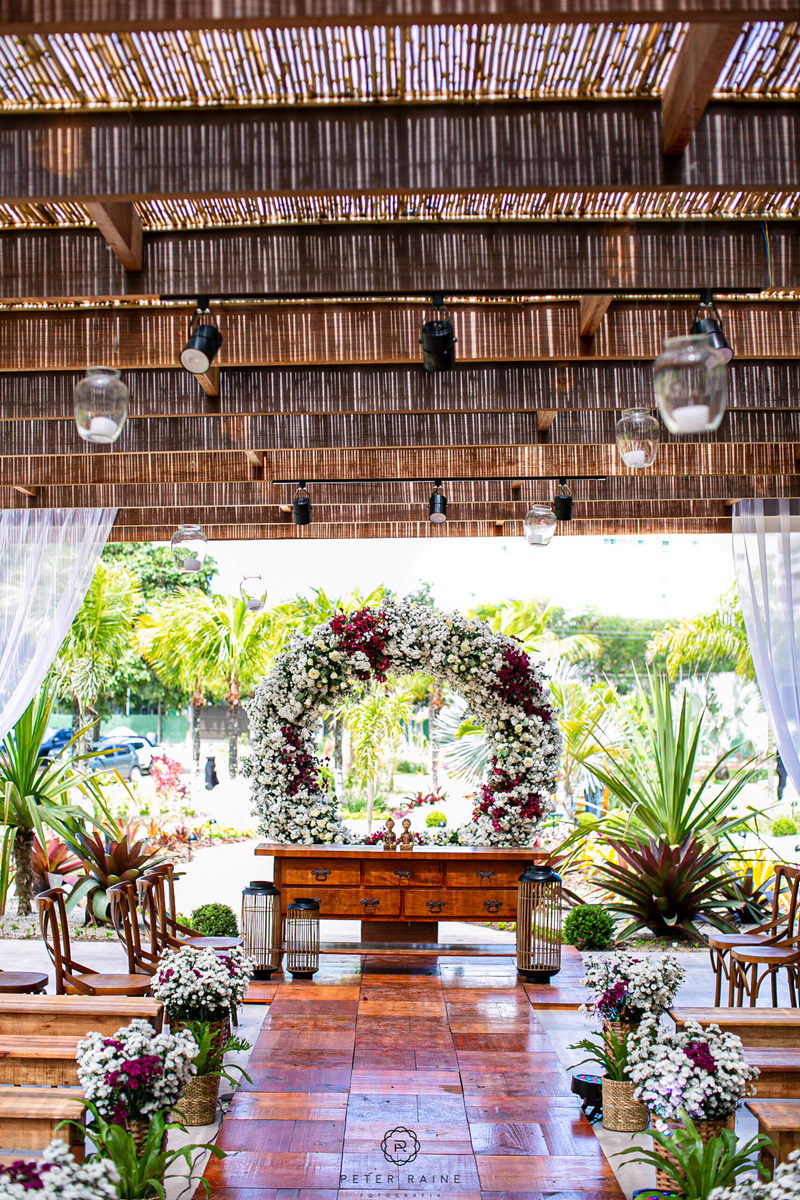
[
  {"x1": 170, "y1": 524, "x2": 208, "y2": 573},
  {"x1": 523, "y1": 504, "x2": 558, "y2": 546},
  {"x1": 615, "y1": 409, "x2": 661, "y2": 468},
  {"x1": 74, "y1": 367, "x2": 129, "y2": 444},
  {"x1": 653, "y1": 334, "x2": 728, "y2": 435},
  {"x1": 240, "y1": 575, "x2": 267, "y2": 611}
]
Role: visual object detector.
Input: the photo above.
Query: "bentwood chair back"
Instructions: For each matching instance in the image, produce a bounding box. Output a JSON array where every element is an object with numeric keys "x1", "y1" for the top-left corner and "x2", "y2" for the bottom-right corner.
[
  {"x1": 143, "y1": 863, "x2": 241, "y2": 951},
  {"x1": 709, "y1": 864, "x2": 800, "y2": 1005},
  {"x1": 36, "y1": 888, "x2": 151, "y2": 997},
  {"x1": 728, "y1": 866, "x2": 800, "y2": 1007},
  {"x1": 107, "y1": 882, "x2": 158, "y2": 976}
]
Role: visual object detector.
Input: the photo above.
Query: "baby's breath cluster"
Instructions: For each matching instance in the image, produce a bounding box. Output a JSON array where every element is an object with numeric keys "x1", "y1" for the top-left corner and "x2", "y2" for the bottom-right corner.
[
  {"x1": 76, "y1": 1019, "x2": 196, "y2": 1124},
  {"x1": 627, "y1": 1018, "x2": 758, "y2": 1128},
  {"x1": 245, "y1": 600, "x2": 561, "y2": 847},
  {"x1": 0, "y1": 1140, "x2": 119, "y2": 1200},
  {"x1": 711, "y1": 1151, "x2": 800, "y2": 1200},
  {"x1": 153, "y1": 945, "x2": 255, "y2": 1022},
  {"x1": 581, "y1": 951, "x2": 686, "y2": 1023}
]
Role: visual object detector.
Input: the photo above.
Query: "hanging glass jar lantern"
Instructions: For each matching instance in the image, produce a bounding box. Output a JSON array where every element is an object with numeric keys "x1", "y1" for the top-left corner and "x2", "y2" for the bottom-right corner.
[
  {"x1": 523, "y1": 504, "x2": 558, "y2": 546},
  {"x1": 74, "y1": 367, "x2": 129, "y2": 445},
  {"x1": 615, "y1": 409, "x2": 661, "y2": 468},
  {"x1": 285, "y1": 897, "x2": 320, "y2": 979},
  {"x1": 170, "y1": 524, "x2": 208, "y2": 573},
  {"x1": 653, "y1": 334, "x2": 728, "y2": 434},
  {"x1": 516, "y1": 863, "x2": 562, "y2": 982},
  {"x1": 240, "y1": 575, "x2": 267, "y2": 611},
  {"x1": 241, "y1": 881, "x2": 282, "y2": 979}
]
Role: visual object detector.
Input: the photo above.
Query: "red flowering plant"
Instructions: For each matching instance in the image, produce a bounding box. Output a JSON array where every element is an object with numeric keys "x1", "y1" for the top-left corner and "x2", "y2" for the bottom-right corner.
[{"x1": 245, "y1": 600, "x2": 561, "y2": 847}]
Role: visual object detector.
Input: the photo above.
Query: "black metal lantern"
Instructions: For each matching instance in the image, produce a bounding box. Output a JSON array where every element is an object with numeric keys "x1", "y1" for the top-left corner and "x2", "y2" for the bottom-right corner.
[
  {"x1": 292, "y1": 483, "x2": 312, "y2": 526},
  {"x1": 241, "y1": 881, "x2": 282, "y2": 979},
  {"x1": 285, "y1": 897, "x2": 320, "y2": 978},
  {"x1": 554, "y1": 479, "x2": 573, "y2": 521},
  {"x1": 516, "y1": 863, "x2": 562, "y2": 982}
]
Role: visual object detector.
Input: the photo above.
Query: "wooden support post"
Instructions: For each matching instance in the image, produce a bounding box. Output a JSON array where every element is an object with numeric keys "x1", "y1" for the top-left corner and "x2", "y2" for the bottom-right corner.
[
  {"x1": 196, "y1": 366, "x2": 220, "y2": 398},
  {"x1": 244, "y1": 450, "x2": 265, "y2": 468},
  {"x1": 12, "y1": 484, "x2": 37, "y2": 499},
  {"x1": 84, "y1": 201, "x2": 143, "y2": 271},
  {"x1": 537, "y1": 411, "x2": 557, "y2": 433},
  {"x1": 662, "y1": 24, "x2": 742, "y2": 155},
  {"x1": 578, "y1": 295, "x2": 612, "y2": 338}
]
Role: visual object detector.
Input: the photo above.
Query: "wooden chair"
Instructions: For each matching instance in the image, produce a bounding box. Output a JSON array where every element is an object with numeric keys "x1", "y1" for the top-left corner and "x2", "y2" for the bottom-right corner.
[
  {"x1": 36, "y1": 888, "x2": 151, "y2": 997},
  {"x1": 107, "y1": 881, "x2": 158, "y2": 976},
  {"x1": 0, "y1": 968, "x2": 48, "y2": 994},
  {"x1": 709, "y1": 864, "x2": 800, "y2": 1005},
  {"x1": 730, "y1": 941, "x2": 800, "y2": 1007},
  {"x1": 143, "y1": 863, "x2": 241, "y2": 951}
]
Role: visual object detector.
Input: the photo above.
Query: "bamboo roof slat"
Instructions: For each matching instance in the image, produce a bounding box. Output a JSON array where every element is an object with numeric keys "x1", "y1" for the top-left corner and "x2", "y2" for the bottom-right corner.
[{"x1": 0, "y1": 21, "x2": 797, "y2": 112}]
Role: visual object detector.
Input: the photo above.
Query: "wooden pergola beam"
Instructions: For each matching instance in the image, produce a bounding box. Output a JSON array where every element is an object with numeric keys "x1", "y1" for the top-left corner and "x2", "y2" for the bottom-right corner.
[
  {"x1": 84, "y1": 201, "x2": 143, "y2": 272},
  {"x1": 2, "y1": 362, "x2": 798, "y2": 420},
  {"x1": 0, "y1": 222, "x2": 793, "y2": 300},
  {"x1": 579, "y1": 296, "x2": 613, "y2": 338},
  {"x1": 662, "y1": 24, "x2": 743, "y2": 155},
  {"x1": 2, "y1": 105, "x2": 795, "y2": 201}
]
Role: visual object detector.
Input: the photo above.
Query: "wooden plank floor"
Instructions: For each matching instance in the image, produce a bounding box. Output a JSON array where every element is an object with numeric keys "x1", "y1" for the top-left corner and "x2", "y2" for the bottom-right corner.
[{"x1": 201, "y1": 951, "x2": 623, "y2": 1200}]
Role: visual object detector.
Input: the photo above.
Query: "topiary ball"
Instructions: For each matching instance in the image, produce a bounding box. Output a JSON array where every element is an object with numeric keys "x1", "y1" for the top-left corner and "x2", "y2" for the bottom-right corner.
[
  {"x1": 563, "y1": 903, "x2": 614, "y2": 951},
  {"x1": 190, "y1": 902, "x2": 239, "y2": 937}
]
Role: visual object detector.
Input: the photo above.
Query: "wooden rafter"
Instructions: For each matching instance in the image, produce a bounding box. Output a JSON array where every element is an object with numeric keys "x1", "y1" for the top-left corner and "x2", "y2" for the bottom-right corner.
[
  {"x1": 84, "y1": 201, "x2": 143, "y2": 272},
  {"x1": 662, "y1": 24, "x2": 744, "y2": 154},
  {"x1": 579, "y1": 296, "x2": 613, "y2": 337}
]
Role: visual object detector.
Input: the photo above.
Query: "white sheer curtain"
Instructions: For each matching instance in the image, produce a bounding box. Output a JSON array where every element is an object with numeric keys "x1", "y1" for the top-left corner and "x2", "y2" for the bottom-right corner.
[
  {"x1": 0, "y1": 508, "x2": 117, "y2": 740},
  {"x1": 732, "y1": 498, "x2": 800, "y2": 795}
]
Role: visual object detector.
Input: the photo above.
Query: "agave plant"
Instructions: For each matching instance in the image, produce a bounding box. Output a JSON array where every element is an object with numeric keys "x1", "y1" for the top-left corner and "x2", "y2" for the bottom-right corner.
[
  {"x1": 595, "y1": 835, "x2": 741, "y2": 942},
  {"x1": 70, "y1": 829, "x2": 161, "y2": 922}
]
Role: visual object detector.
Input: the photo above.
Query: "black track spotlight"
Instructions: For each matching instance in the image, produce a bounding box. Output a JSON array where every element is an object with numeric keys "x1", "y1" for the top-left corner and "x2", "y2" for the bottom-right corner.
[
  {"x1": 428, "y1": 479, "x2": 448, "y2": 524},
  {"x1": 180, "y1": 297, "x2": 223, "y2": 375},
  {"x1": 554, "y1": 478, "x2": 573, "y2": 521},
  {"x1": 292, "y1": 482, "x2": 312, "y2": 526},
  {"x1": 690, "y1": 289, "x2": 733, "y2": 363},
  {"x1": 420, "y1": 293, "x2": 456, "y2": 373}
]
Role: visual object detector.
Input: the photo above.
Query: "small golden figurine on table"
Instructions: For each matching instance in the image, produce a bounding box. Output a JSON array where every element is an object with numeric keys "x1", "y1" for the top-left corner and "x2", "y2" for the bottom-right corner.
[
  {"x1": 398, "y1": 818, "x2": 415, "y2": 852},
  {"x1": 382, "y1": 817, "x2": 397, "y2": 852}
]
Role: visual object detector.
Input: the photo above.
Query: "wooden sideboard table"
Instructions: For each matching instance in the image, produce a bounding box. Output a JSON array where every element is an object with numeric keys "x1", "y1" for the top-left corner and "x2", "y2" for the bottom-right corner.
[{"x1": 256, "y1": 842, "x2": 548, "y2": 958}]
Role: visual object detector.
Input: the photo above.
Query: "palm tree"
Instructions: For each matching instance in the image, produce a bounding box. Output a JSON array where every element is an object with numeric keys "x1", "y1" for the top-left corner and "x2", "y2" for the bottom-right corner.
[
  {"x1": 469, "y1": 599, "x2": 602, "y2": 666},
  {"x1": 549, "y1": 674, "x2": 618, "y2": 817},
  {"x1": 140, "y1": 592, "x2": 276, "y2": 777},
  {"x1": 646, "y1": 587, "x2": 754, "y2": 680},
  {"x1": 335, "y1": 678, "x2": 413, "y2": 832},
  {"x1": 51, "y1": 561, "x2": 140, "y2": 749}
]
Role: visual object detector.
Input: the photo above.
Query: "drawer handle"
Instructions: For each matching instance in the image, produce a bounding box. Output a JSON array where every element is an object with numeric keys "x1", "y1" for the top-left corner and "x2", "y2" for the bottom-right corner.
[
  {"x1": 477, "y1": 870, "x2": 496, "y2": 883},
  {"x1": 360, "y1": 897, "x2": 380, "y2": 911},
  {"x1": 484, "y1": 899, "x2": 502, "y2": 914},
  {"x1": 395, "y1": 869, "x2": 412, "y2": 881},
  {"x1": 311, "y1": 867, "x2": 330, "y2": 880},
  {"x1": 427, "y1": 900, "x2": 446, "y2": 914}
]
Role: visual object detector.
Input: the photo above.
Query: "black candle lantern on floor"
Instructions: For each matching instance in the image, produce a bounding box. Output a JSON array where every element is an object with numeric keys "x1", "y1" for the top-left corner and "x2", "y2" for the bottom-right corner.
[
  {"x1": 241, "y1": 881, "x2": 282, "y2": 979},
  {"x1": 285, "y1": 897, "x2": 320, "y2": 978},
  {"x1": 516, "y1": 863, "x2": 562, "y2": 981}
]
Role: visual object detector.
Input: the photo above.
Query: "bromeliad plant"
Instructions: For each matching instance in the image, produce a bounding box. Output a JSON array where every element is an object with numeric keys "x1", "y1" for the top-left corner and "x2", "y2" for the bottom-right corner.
[
  {"x1": 69, "y1": 828, "x2": 161, "y2": 922},
  {"x1": 570, "y1": 1026, "x2": 631, "y2": 1082},
  {"x1": 0, "y1": 1138, "x2": 120, "y2": 1199},
  {"x1": 581, "y1": 951, "x2": 686, "y2": 1025},
  {"x1": 594, "y1": 836, "x2": 743, "y2": 942},
  {"x1": 179, "y1": 1020, "x2": 252, "y2": 1087},
  {"x1": 76, "y1": 1019, "x2": 197, "y2": 1126},
  {"x1": 618, "y1": 1113, "x2": 770, "y2": 1200}
]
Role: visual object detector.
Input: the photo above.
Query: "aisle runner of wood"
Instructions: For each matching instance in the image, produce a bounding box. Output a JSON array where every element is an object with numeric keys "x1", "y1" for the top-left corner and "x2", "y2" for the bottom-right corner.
[{"x1": 200, "y1": 949, "x2": 623, "y2": 1199}]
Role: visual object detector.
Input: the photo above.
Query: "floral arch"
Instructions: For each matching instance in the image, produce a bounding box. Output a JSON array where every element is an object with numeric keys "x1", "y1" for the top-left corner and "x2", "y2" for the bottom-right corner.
[{"x1": 246, "y1": 601, "x2": 562, "y2": 847}]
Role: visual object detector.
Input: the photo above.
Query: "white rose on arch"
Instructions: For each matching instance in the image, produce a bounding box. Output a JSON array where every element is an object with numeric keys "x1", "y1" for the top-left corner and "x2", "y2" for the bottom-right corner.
[{"x1": 244, "y1": 600, "x2": 561, "y2": 847}]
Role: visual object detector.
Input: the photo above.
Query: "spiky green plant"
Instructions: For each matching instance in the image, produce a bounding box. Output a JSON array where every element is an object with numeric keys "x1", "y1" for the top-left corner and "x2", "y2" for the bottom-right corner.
[
  {"x1": 569, "y1": 1027, "x2": 631, "y2": 1082},
  {"x1": 70, "y1": 829, "x2": 161, "y2": 921},
  {"x1": 595, "y1": 835, "x2": 741, "y2": 942}
]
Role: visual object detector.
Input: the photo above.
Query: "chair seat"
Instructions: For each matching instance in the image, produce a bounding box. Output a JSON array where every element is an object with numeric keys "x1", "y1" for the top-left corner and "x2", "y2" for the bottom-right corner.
[
  {"x1": 178, "y1": 935, "x2": 242, "y2": 950},
  {"x1": 71, "y1": 973, "x2": 152, "y2": 996},
  {"x1": 731, "y1": 946, "x2": 800, "y2": 964},
  {"x1": 709, "y1": 932, "x2": 771, "y2": 950},
  {"x1": 0, "y1": 972, "x2": 48, "y2": 994}
]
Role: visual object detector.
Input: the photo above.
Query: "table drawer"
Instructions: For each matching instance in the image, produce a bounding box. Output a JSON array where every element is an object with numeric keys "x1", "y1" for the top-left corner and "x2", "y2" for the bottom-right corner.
[
  {"x1": 445, "y1": 863, "x2": 522, "y2": 889},
  {"x1": 403, "y1": 888, "x2": 518, "y2": 919},
  {"x1": 363, "y1": 862, "x2": 443, "y2": 887},
  {"x1": 283, "y1": 888, "x2": 401, "y2": 918},
  {"x1": 281, "y1": 859, "x2": 361, "y2": 886}
]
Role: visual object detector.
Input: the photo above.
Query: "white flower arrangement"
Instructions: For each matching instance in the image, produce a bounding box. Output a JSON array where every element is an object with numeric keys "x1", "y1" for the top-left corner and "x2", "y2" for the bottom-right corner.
[
  {"x1": 76, "y1": 1019, "x2": 196, "y2": 1124},
  {"x1": 153, "y1": 945, "x2": 254, "y2": 1022},
  {"x1": 711, "y1": 1151, "x2": 800, "y2": 1200},
  {"x1": 627, "y1": 1018, "x2": 759, "y2": 1128},
  {"x1": 0, "y1": 1140, "x2": 120, "y2": 1200},
  {"x1": 245, "y1": 599, "x2": 561, "y2": 847},
  {"x1": 581, "y1": 951, "x2": 686, "y2": 1023}
]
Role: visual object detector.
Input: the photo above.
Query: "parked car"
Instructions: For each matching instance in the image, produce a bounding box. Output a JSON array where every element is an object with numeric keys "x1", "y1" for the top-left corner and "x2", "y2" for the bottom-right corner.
[
  {"x1": 38, "y1": 728, "x2": 72, "y2": 761},
  {"x1": 89, "y1": 739, "x2": 142, "y2": 782},
  {"x1": 103, "y1": 728, "x2": 160, "y2": 773}
]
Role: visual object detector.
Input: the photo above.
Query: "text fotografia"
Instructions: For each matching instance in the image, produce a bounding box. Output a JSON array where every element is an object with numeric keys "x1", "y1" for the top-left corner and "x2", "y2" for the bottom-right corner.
[{"x1": 340, "y1": 1172, "x2": 461, "y2": 1187}]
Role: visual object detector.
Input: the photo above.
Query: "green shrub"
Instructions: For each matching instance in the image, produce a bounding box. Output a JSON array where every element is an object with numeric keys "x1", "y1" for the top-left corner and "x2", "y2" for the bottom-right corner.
[
  {"x1": 563, "y1": 904, "x2": 614, "y2": 950},
  {"x1": 190, "y1": 902, "x2": 239, "y2": 937},
  {"x1": 396, "y1": 759, "x2": 426, "y2": 774},
  {"x1": 771, "y1": 816, "x2": 798, "y2": 836},
  {"x1": 426, "y1": 810, "x2": 447, "y2": 828}
]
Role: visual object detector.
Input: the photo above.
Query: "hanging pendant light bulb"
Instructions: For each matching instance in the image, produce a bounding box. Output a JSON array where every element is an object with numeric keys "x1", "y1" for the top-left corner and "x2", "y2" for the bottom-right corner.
[
  {"x1": 690, "y1": 290, "x2": 733, "y2": 364},
  {"x1": 428, "y1": 480, "x2": 448, "y2": 524},
  {"x1": 553, "y1": 479, "x2": 573, "y2": 521},
  {"x1": 615, "y1": 408, "x2": 661, "y2": 468},
  {"x1": 523, "y1": 504, "x2": 557, "y2": 546},
  {"x1": 653, "y1": 333, "x2": 728, "y2": 435},
  {"x1": 292, "y1": 483, "x2": 312, "y2": 526},
  {"x1": 170, "y1": 524, "x2": 208, "y2": 573},
  {"x1": 240, "y1": 575, "x2": 267, "y2": 611},
  {"x1": 74, "y1": 367, "x2": 129, "y2": 444},
  {"x1": 180, "y1": 298, "x2": 222, "y2": 375}
]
